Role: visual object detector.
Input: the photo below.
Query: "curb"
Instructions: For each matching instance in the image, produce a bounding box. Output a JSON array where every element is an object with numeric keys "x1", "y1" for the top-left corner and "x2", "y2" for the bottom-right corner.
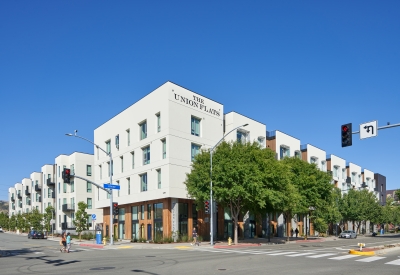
[
  {"x1": 295, "y1": 239, "x2": 324, "y2": 243},
  {"x1": 79, "y1": 243, "x2": 104, "y2": 249},
  {"x1": 349, "y1": 249, "x2": 375, "y2": 256},
  {"x1": 214, "y1": 243, "x2": 261, "y2": 249}
]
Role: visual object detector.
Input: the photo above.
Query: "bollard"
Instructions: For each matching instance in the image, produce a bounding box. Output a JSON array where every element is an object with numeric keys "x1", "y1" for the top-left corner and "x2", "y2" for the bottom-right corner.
[
  {"x1": 103, "y1": 237, "x2": 106, "y2": 246},
  {"x1": 228, "y1": 237, "x2": 232, "y2": 246},
  {"x1": 358, "y1": 243, "x2": 365, "y2": 251}
]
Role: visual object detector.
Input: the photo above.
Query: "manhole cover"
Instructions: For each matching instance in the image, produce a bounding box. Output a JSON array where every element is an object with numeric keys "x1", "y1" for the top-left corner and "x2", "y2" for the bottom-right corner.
[{"x1": 89, "y1": 267, "x2": 115, "y2": 271}]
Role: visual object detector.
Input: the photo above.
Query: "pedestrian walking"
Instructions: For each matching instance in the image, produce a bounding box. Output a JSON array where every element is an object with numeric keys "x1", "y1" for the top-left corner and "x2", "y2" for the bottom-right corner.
[
  {"x1": 66, "y1": 232, "x2": 71, "y2": 253},
  {"x1": 191, "y1": 228, "x2": 198, "y2": 246},
  {"x1": 60, "y1": 231, "x2": 67, "y2": 253},
  {"x1": 295, "y1": 228, "x2": 299, "y2": 238}
]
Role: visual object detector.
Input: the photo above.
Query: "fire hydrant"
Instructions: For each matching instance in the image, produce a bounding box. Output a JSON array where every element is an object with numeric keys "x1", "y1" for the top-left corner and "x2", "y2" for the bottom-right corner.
[
  {"x1": 103, "y1": 237, "x2": 106, "y2": 245},
  {"x1": 358, "y1": 243, "x2": 365, "y2": 251},
  {"x1": 228, "y1": 237, "x2": 232, "y2": 246}
]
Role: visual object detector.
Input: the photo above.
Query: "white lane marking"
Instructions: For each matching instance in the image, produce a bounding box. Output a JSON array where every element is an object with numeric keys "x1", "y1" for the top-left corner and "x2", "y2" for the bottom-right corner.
[
  {"x1": 307, "y1": 253, "x2": 336, "y2": 258},
  {"x1": 385, "y1": 259, "x2": 400, "y2": 265},
  {"x1": 268, "y1": 252, "x2": 297, "y2": 256},
  {"x1": 286, "y1": 252, "x2": 315, "y2": 257},
  {"x1": 329, "y1": 255, "x2": 360, "y2": 260},
  {"x1": 356, "y1": 256, "x2": 386, "y2": 262}
]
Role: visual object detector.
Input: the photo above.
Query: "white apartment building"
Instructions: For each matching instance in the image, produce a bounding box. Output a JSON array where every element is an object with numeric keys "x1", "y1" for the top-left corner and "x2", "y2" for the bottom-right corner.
[
  {"x1": 41, "y1": 164, "x2": 56, "y2": 210},
  {"x1": 55, "y1": 152, "x2": 102, "y2": 233},
  {"x1": 21, "y1": 178, "x2": 32, "y2": 213},
  {"x1": 8, "y1": 187, "x2": 16, "y2": 216},
  {"x1": 30, "y1": 172, "x2": 42, "y2": 212},
  {"x1": 347, "y1": 162, "x2": 362, "y2": 190},
  {"x1": 327, "y1": 154, "x2": 347, "y2": 192},
  {"x1": 301, "y1": 144, "x2": 327, "y2": 171},
  {"x1": 266, "y1": 130, "x2": 301, "y2": 160}
]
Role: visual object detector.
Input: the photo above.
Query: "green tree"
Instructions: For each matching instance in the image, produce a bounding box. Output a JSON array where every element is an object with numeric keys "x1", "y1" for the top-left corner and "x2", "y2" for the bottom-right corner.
[
  {"x1": 16, "y1": 213, "x2": 27, "y2": 233},
  {"x1": 185, "y1": 141, "x2": 287, "y2": 244},
  {"x1": 43, "y1": 206, "x2": 55, "y2": 234},
  {"x1": 281, "y1": 157, "x2": 333, "y2": 236},
  {"x1": 0, "y1": 212, "x2": 9, "y2": 231},
  {"x1": 26, "y1": 209, "x2": 44, "y2": 231},
  {"x1": 9, "y1": 214, "x2": 16, "y2": 232},
  {"x1": 74, "y1": 201, "x2": 89, "y2": 241}
]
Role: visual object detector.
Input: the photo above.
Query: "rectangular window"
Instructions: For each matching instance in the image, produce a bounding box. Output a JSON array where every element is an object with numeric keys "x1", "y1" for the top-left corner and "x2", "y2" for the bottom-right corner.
[
  {"x1": 127, "y1": 129, "x2": 130, "y2": 146},
  {"x1": 191, "y1": 116, "x2": 200, "y2": 136},
  {"x1": 140, "y1": 205, "x2": 144, "y2": 220},
  {"x1": 258, "y1": 137, "x2": 265, "y2": 148},
  {"x1": 58, "y1": 199, "x2": 61, "y2": 210},
  {"x1": 132, "y1": 206, "x2": 138, "y2": 220},
  {"x1": 191, "y1": 143, "x2": 201, "y2": 161},
  {"x1": 63, "y1": 182, "x2": 67, "y2": 193},
  {"x1": 71, "y1": 181, "x2": 75, "y2": 192},
  {"x1": 117, "y1": 180, "x2": 120, "y2": 197},
  {"x1": 127, "y1": 178, "x2": 131, "y2": 195},
  {"x1": 106, "y1": 140, "x2": 111, "y2": 154},
  {"x1": 88, "y1": 216, "x2": 92, "y2": 225},
  {"x1": 352, "y1": 173, "x2": 356, "y2": 183},
  {"x1": 237, "y1": 131, "x2": 248, "y2": 143},
  {"x1": 87, "y1": 198, "x2": 92, "y2": 209},
  {"x1": 58, "y1": 166, "x2": 60, "y2": 177},
  {"x1": 131, "y1": 152, "x2": 135, "y2": 169},
  {"x1": 162, "y1": 139, "x2": 166, "y2": 159},
  {"x1": 280, "y1": 146, "x2": 290, "y2": 159},
  {"x1": 70, "y1": 164, "x2": 75, "y2": 175},
  {"x1": 48, "y1": 202, "x2": 51, "y2": 207},
  {"x1": 157, "y1": 169, "x2": 161, "y2": 189},
  {"x1": 87, "y1": 165, "x2": 92, "y2": 176},
  {"x1": 140, "y1": 173, "x2": 148, "y2": 192},
  {"x1": 36, "y1": 193, "x2": 39, "y2": 202},
  {"x1": 156, "y1": 113, "x2": 161, "y2": 132},
  {"x1": 99, "y1": 165, "x2": 102, "y2": 179},
  {"x1": 321, "y1": 161, "x2": 326, "y2": 172},
  {"x1": 108, "y1": 162, "x2": 110, "y2": 176},
  {"x1": 140, "y1": 121, "x2": 147, "y2": 140},
  {"x1": 48, "y1": 188, "x2": 51, "y2": 198},
  {"x1": 294, "y1": 151, "x2": 301, "y2": 159},
  {"x1": 87, "y1": 182, "x2": 92, "y2": 193},
  {"x1": 333, "y1": 166, "x2": 338, "y2": 177},
  {"x1": 115, "y1": 135, "x2": 119, "y2": 150},
  {"x1": 342, "y1": 168, "x2": 346, "y2": 180},
  {"x1": 120, "y1": 156, "x2": 124, "y2": 173},
  {"x1": 143, "y1": 146, "x2": 150, "y2": 165},
  {"x1": 310, "y1": 157, "x2": 318, "y2": 164},
  {"x1": 147, "y1": 204, "x2": 152, "y2": 219}
]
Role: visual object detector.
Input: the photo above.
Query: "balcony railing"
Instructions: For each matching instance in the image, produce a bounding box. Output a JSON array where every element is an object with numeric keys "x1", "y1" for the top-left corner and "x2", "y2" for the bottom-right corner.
[
  {"x1": 11, "y1": 195, "x2": 15, "y2": 201},
  {"x1": 61, "y1": 222, "x2": 76, "y2": 230},
  {"x1": 46, "y1": 178, "x2": 55, "y2": 186},
  {"x1": 62, "y1": 204, "x2": 75, "y2": 211},
  {"x1": 35, "y1": 184, "x2": 42, "y2": 191},
  {"x1": 25, "y1": 188, "x2": 31, "y2": 196},
  {"x1": 19, "y1": 203, "x2": 22, "y2": 208},
  {"x1": 17, "y1": 192, "x2": 22, "y2": 199},
  {"x1": 38, "y1": 197, "x2": 42, "y2": 202}
]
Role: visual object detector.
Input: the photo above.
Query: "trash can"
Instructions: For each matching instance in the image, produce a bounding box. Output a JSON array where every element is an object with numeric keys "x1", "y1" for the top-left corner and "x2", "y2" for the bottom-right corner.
[
  {"x1": 96, "y1": 231, "x2": 102, "y2": 244},
  {"x1": 380, "y1": 228, "x2": 384, "y2": 235}
]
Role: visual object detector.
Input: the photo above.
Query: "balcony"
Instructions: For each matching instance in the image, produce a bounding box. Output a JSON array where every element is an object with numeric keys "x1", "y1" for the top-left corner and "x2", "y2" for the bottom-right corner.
[
  {"x1": 38, "y1": 197, "x2": 42, "y2": 203},
  {"x1": 35, "y1": 184, "x2": 42, "y2": 191},
  {"x1": 12, "y1": 205, "x2": 15, "y2": 210},
  {"x1": 17, "y1": 192, "x2": 22, "y2": 199},
  {"x1": 18, "y1": 203, "x2": 22, "y2": 208},
  {"x1": 25, "y1": 187, "x2": 31, "y2": 196},
  {"x1": 51, "y1": 192, "x2": 55, "y2": 199},
  {"x1": 11, "y1": 195, "x2": 15, "y2": 201},
  {"x1": 46, "y1": 178, "x2": 55, "y2": 186},
  {"x1": 62, "y1": 204, "x2": 75, "y2": 211},
  {"x1": 26, "y1": 201, "x2": 31, "y2": 206},
  {"x1": 61, "y1": 222, "x2": 76, "y2": 230}
]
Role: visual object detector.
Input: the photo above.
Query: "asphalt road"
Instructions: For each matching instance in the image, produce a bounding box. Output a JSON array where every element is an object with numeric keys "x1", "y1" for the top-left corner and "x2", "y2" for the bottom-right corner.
[{"x1": 1, "y1": 233, "x2": 400, "y2": 275}]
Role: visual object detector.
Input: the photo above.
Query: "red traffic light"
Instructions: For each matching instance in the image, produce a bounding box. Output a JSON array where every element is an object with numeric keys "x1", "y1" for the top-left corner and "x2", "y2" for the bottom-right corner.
[
  {"x1": 342, "y1": 125, "x2": 348, "y2": 132},
  {"x1": 65, "y1": 169, "x2": 70, "y2": 175},
  {"x1": 113, "y1": 203, "x2": 118, "y2": 208}
]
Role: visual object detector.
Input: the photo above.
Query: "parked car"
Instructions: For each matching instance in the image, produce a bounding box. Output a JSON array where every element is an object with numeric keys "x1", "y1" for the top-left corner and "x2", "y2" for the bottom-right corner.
[
  {"x1": 0, "y1": 226, "x2": 3, "y2": 233},
  {"x1": 339, "y1": 230, "x2": 357, "y2": 239},
  {"x1": 28, "y1": 230, "x2": 44, "y2": 239}
]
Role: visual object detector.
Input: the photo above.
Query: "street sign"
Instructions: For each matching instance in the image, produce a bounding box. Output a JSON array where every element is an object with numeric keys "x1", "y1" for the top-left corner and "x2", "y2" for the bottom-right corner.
[
  {"x1": 103, "y1": 184, "x2": 120, "y2": 190},
  {"x1": 50, "y1": 219, "x2": 55, "y2": 224},
  {"x1": 360, "y1": 120, "x2": 378, "y2": 139},
  {"x1": 91, "y1": 214, "x2": 96, "y2": 220}
]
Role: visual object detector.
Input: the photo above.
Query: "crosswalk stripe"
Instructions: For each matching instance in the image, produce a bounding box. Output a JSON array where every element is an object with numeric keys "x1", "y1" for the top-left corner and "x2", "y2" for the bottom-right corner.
[
  {"x1": 356, "y1": 256, "x2": 386, "y2": 262},
  {"x1": 329, "y1": 255, "x2": 360, "y2": 260},
  {"x1": 286, "y1": 252, "x2": 315, "y2": 257},
  {"x1": 307, "y1": 253, "x2": 336, "y2": 258},
  {"x1": 267, "y1": 252, "x2": 297, "y2": 256},
  {"x1": 385, "y1": 259, "x2": 400, "y2": 265}
]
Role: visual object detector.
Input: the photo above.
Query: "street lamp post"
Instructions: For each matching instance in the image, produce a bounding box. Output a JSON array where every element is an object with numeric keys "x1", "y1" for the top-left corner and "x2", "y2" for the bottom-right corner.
[
  {"x1": 65, "y1": 131, "x2": 114, "y2": 245},
  {"x1": 210, "y1": 123, "x2": 248, "y2": 246}
]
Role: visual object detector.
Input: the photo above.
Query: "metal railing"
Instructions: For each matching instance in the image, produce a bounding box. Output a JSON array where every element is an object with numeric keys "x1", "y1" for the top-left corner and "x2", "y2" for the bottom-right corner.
[
  {"x1": 62, "y1": 204, "x2": 75, "y2": 211},
  {"x1": 35, "y1": 184, "x2": 42, "y2": 191}
]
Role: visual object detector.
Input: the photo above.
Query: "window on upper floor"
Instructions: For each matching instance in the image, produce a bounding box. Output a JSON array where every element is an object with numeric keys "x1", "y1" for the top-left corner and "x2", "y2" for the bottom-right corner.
[
  {"x1": 191, "y1": 143, "x2": 201, "y2": 161},
  {"x1": 310, "y1": 157, "x2": 318, "y2": 164},
  {"x1": 70, "y1": 164, "x2": 75, "y2": 175},
  {"x1": 294, "y1": 151, "x2": 301, "y2": 159},
  {"x1": 140, "y1": 173, "x2": 148, "y2": 192},
  {"x1": 257, "y1": 137, "x2": 265, "y2": 148},
  {"x1": 358, "y1": 174, "x2": 361, "y2": 185},
  {"x1": 131, "y1": 152, "x2": 135, "y2": 169},
  {"x1": 280, "y1": 146, "x2": 290, "y2": 159},
  {"x1": 333, "y1": 166, "x2": 339, "y2": 178},
  {"x1": 156, "y1": 113, "x2": 161, "y2": 132},
  {"x1": 342, "y1": 168, "x2": 346, "y2": 180},
  {"x1": 237, "y1": 130, "x2": 249, "y2": 143},
  {"x1": 140, "y1": 121, "x2": 147, "y2": 140},
  {"x1": 99, "y1": 165, "x2": 102, "y2": 179},
  {"x1": 321, "y1": 161, "x2": 326, "y2": 172},
  {"x1": 120, "y1": 156, "x2": 124, "y2": 173},
  {"x1": 191, "y1": 116, "x2": 200, "y2": 136},
  {"x1": 143, "y1": 146, "x2": 150, "y2": 165},
  {"x1": 87, "y1": 181, "x2": 92, "y2": 193},
  {"x1": 63, "y1": 182, "x2": 67, "y2": 193},
  {"x1": 351, "y1": 172, "x2": 356, "y2": 183},
  {"x1": 71, "y1": 181, "x2": 75, "y2": 192},
  {"x1": 87, "y1": 165, "x2": 92, "y2": 176},
  {"x1": 115, "y1": 135, "x2": 119, "y2": 150},
  {"x1": 87, "y1": 198, "x2": 92, "y2": 209},
  {"x1": 127, "y1": 177, "x2": 131, "y2": 195},
  {"x1": 126, "y1": 129, "x2": 130, "y2": 146},
  {"x1": 161, "y1": 139, "x2": 166, "y2": 159},
  {"x1": 106, "y1": 140, "x2": 111, "y2": 154},
  {"x1": 157, "y1": 169, "x2": 161, "y2": 189}
]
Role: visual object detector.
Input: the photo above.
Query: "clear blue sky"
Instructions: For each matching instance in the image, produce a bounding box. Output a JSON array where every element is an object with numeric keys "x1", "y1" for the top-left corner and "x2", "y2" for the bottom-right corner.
[{"x1": 1, "y1": 1, "x2": 399, "y2": 201}]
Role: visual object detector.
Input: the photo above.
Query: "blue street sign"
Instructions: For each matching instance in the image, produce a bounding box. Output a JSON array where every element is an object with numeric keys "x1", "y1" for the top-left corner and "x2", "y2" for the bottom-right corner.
[
  {"x1": 103, "y1": 183, "x2": 120, "y2": 190},
  {"x1": 91, "y1": 214, "x2": 96, "y2": 220}
]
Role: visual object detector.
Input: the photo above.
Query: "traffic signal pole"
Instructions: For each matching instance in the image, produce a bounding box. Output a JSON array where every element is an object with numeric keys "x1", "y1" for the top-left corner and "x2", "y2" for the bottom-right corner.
[
  {"x1": 65, "y1": 131, "x2": 114, "y2": 245},
  {"x1": 351, "y1": 122, "x2": 400, "y2": 134}
]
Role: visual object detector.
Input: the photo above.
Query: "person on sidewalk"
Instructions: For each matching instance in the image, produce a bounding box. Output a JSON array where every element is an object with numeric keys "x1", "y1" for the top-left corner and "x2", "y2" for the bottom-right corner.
[
  {"x1": 60, "y1": 231, "x2": 67, "y2": 253},
  {"x1": 191, "y1": 228, "x2": 198, "y2": 246},
  {"x1": 295, "y1": 228, "x2": 299, "y2": 238},
  {"x1": 66, "y1": 232, "x2": 71, "y2": 253}
]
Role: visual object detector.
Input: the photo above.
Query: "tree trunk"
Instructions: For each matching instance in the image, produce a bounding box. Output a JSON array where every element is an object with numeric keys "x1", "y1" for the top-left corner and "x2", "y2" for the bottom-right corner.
[{"x1": 234, "y1": 217, "x2": 238, "y2": 245}]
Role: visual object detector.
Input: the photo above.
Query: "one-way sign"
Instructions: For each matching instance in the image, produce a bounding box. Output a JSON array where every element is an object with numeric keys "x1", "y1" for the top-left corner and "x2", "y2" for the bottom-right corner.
[{"x1": 360, "y1": 120, "x2": 378, "y2": 140}]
